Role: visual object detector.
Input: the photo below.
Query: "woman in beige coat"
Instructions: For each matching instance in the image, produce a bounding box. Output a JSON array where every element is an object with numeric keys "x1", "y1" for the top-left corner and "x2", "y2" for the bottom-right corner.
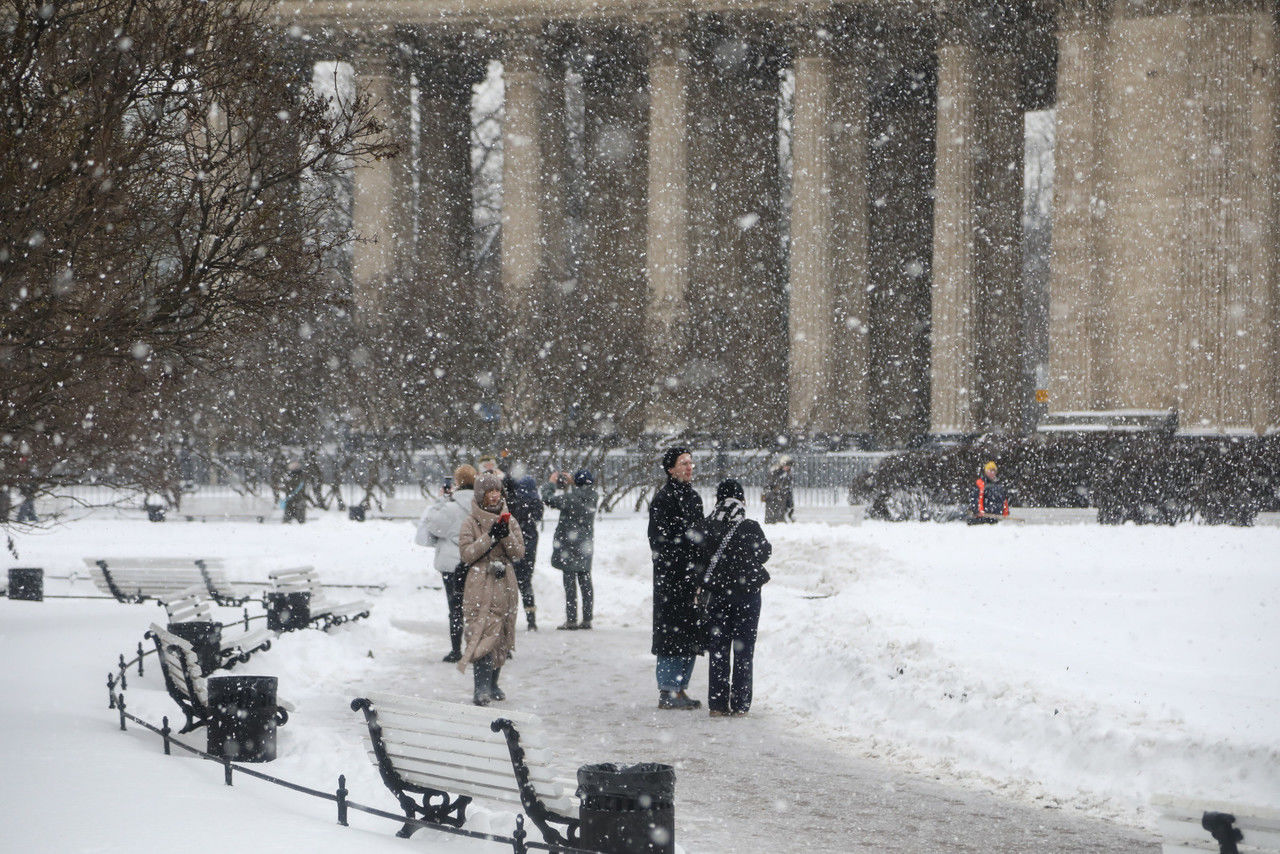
[{"x1": 456, "y1": 470, "x2": 524, "y2": 705}]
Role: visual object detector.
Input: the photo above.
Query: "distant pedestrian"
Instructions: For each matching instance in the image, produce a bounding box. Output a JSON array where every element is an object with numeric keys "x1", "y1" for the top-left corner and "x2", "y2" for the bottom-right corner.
[
  {"x1": 457, "y1": 471, "x2": 524, "y2": 706},
  {"x1": 701, "y1": 479, "x2": 771, "y2": 717},
  {"x1": 15, "y1": 486, "x2": 38, "y2": 523},
  {"x1": 281, "y1": 460, "x2": 307, "y2": 524},
  {"x1": 648, "y1": 447, "x2": 706, "y2": 710},
  {"x1": 763, "y1": 456, "x2": 794, "y2": 524},
  {"x1": 969, "y1": 461, "x2": 1009, "y2": 524},
  {"x1": 418, "y1": 464, "x2": 476, "y2": 662},
  {"x1": 542, "y1": 468, "x2": 598, "y2": 630},
  {"x1": 505, "y1": 470, "x2": 544, "y2": 631}
]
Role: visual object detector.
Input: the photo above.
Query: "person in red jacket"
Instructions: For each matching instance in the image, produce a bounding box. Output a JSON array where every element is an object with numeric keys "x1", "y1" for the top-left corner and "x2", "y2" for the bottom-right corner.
[{"x1": 969, "y1": 461, "x2": 1009, "y2": 524}]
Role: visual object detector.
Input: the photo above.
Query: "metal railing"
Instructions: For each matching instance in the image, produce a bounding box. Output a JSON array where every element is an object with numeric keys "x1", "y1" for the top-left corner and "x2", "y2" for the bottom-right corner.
[{"x1": 104, "y1": 632, "x2": 595, "y2": 853}]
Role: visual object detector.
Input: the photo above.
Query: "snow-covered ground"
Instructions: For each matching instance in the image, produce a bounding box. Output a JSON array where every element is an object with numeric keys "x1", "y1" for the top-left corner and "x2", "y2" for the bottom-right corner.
[{"x1": 1, "y1": 505, "x2": 1277, "y2": 852}]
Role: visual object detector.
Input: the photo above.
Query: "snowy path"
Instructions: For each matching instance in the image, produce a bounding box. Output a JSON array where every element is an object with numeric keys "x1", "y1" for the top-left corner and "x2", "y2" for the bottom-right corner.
[{"x1": 378, "y1": 617, "x2": 1160, "y2": 852}]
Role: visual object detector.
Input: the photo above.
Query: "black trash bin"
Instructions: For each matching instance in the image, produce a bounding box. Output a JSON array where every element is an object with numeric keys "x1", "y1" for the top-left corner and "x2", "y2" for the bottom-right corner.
[
  {"x1": 577, "y1": 762, "x2": 676, "y2": 854},
  {"x1": 7, "y1": 567, "x2": 43, "y2": 601},
  {"x1": 207, "y1": 675, "x2": 284, "y2": 762},
  {"x1": 167, "y1": 621, "x2": 222, "y2": 676},
  {"x1": 266, "y1": 591, "x2": 311, "y2": 631}
]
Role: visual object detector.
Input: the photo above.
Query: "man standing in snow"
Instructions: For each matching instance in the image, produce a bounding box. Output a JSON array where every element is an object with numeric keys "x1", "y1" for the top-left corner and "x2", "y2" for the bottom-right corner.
[{"x1": 648, "y1": 447, "x2": 706, "y2": 710}]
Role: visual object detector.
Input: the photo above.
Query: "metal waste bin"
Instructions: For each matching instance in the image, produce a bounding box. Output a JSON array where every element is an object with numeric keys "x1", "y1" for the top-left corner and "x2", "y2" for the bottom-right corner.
[
  {"x1": 266, "y1": 591, "x2": 310, "y2": 631},
  {"x1": 167, "y1": 621, "x2": 222, "y2": 676},
  {"x1": 207, "y1": 675, "x2": 284, "y2": 762},
  {"x1": 577, "y1": 763, "x2": 675, "y2": 854},
  {"x1": 7, "y1": 567, "x2": 43, "y2": 601}
]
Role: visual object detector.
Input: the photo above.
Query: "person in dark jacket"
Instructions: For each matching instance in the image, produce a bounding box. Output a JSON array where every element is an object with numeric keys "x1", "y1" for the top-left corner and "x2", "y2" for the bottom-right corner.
[
  {"x1": 504, "y1": 471, "x2": 543, "y2": 631},
  {"x1": 281, "y1": 460, "x2": 307, "y2": 524},
  {"x1": 647, "y1": 447, "x2": 706, "y2": 710},
  {"x1": 542, "y1": 468, "x2": 598, "y2": 630},
  {"x1": 700, "y1": 479, "x2": 771, "y2": 717},
  {"x1": 763, "y1": 456, "x2": 794, "y2": 524},
  {"x1": 969, "y1": 460, "x2": 1009, "y2": 524}
]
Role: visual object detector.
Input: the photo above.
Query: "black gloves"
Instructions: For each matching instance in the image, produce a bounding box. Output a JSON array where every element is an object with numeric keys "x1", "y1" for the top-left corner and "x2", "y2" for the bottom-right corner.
[{"x1": 489, "y1": 520, "x2": 509, "y2": 541}]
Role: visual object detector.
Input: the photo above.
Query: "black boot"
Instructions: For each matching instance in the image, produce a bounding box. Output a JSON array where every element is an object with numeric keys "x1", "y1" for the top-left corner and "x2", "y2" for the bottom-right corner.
[
  {"x1": 443, "y1": 648, "x2": 462, "y2": 663},
  {"x1": 525, "y1": 607, "x2": 537, "y2": 632},
  {"x1": 491, "y1": 666, "x2": 505, "y2": 702},
  {"x1": 472, "y1": 658, "x2": 493, "y2": 706}
]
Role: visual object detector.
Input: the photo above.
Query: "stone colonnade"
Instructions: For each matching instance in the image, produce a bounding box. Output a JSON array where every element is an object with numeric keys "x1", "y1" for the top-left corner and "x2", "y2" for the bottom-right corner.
[
  {"x1": 1051, "y1": 0, "x2": 1279, "y2": 434},
  {"x1": 292, "y1": 0, "x2": 1280, "y2": 443}
]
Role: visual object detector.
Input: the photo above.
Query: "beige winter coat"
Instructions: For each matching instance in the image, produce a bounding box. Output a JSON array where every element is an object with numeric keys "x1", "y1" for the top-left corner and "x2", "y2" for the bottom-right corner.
[{"x1": 455, "y1": 489, "x2": 524, "y2": 672}]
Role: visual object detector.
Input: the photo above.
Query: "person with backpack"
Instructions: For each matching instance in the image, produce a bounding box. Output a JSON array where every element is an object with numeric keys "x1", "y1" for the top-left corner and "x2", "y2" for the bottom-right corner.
[
  {"x1": 417, "y1": 464, "x2": 476, "y2": 662},
  {"x1": 700, "y1": 478, "x2": 771, "y2": 717}
]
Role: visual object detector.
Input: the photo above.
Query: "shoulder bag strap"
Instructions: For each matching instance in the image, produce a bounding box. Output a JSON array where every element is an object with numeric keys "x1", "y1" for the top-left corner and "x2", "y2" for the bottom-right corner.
[{"x1": 703, "y1": 519, "x2": 743, "y2": 585}]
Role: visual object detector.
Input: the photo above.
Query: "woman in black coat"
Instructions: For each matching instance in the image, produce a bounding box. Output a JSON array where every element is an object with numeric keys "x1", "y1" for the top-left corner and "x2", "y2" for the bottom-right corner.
[
  {"x1": 647, "y1": 447, "x2": 706, "y2": 710},
  {"x1": 701, "y1": 478, "x2": 771, "y2": 717}
]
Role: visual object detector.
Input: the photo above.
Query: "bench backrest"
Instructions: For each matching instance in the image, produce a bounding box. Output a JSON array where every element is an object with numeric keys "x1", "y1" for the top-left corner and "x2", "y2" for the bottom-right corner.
[
  {"x1": 147, "y1": 622, "x2": 208, "y2": 709},
  {"x1": 269, "y1": 566, "x2": 324, "y2": 598},
  {"x1": 86, "y1": 557, "x2": 210, "y2": 601},
  {"x1": 161, "y1": 585, "x2": 217, "y2": 623},
  {"x1": 355, "y1": 692, "x2": 576, "y2": 817}
]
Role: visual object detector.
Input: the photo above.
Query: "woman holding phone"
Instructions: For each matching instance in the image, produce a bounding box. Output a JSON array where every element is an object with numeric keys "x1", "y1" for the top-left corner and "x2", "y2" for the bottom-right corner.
[{"x1": 456, "y1": 470, "x2": 524, "y2": 705}]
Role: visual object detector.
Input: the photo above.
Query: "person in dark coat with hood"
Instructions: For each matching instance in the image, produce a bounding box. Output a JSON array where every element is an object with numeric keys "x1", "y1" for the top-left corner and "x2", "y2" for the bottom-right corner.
[
  {"x1": 504, "y1": 471, "x2": 543, "y2": 630},
  {"x1": 647, "y1": 447, "x2": 706, "y2": 710},
  {"x1": 701, "y1": 478, "x2": 771, "y2": 717},
  {"x1": 542, "y1": 468, "x2": 598, "y2": 630}
]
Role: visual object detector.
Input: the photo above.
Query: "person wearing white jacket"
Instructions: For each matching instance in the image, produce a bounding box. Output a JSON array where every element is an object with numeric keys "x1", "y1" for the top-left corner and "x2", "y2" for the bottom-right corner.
[{"x1": 417, "y1": 464, "x2": 476, "y2": 662}]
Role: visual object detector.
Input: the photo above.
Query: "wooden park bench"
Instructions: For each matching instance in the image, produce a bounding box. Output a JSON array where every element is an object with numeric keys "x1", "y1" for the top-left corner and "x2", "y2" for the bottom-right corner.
[
  {"x1": 1155, "y1": 795, "x2": 1280, "y2": 853},
  {"x1": 85, "y1": 557, "x2": 249, "y2": 605},
  {"x1": 267, "y1": 566, "x2": 371, "y2": 631},
  {"x1": 160, "y1": 586, "x2": 276, "y2": 670},
  {"x1": 350, "y1": 692, "x2": 580, "y2": 847},
  {"x1": 145, "y1": 623, "x2": 291, "y2": 735}
]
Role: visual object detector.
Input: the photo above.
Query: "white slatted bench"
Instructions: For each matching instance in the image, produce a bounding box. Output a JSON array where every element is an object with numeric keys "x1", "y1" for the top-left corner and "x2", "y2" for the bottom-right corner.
[
  {"x1": 86, "y1": 557, "x2": 205, "y2": 603},
  {"x1": 1155, "y1": 795, "x2": 1280, "y2": 853},
  {"x1": 350, "y1": 692, "x2": 580, "y2": 847},
  {"x1": 177, "y1": 495, "x2": 277, "y2": 523},
  {"x1": 85, "y1": 556, "x2": 248, "y2": 604},
  {"x1": 267, "y1": 566, "x2": 370, "y2": 631},
  {"x1": 160, "y1": 586, "x2": 276, "y2": 670},
  {"x1": 146, "y1": 623, "x2": 292, "y2": 735}
]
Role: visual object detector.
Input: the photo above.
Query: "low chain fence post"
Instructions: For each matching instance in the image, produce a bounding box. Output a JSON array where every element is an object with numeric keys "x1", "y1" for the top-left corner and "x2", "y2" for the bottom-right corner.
[{"x1": 336, "y1": 775, "x2": 348, "y2": 826}]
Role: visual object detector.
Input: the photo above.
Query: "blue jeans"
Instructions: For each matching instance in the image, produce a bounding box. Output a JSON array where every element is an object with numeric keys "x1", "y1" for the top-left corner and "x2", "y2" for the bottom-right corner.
[{"x1": 655, "y1": 656, "x2": 696, "y2": 693}]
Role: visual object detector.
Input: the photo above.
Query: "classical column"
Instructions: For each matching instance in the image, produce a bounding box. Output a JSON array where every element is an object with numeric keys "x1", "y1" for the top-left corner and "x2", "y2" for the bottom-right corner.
[
  {"x1": 685, "y1": 18, "x2": 787, "y2": 437},
  {"x1": 865, "y1": 18, "x2": 936, "y2": 446},
  {"x1": 350, "y1": 47, "x2": 413, "y2": 316},
  {"x1": 929, "y1": 15, "x2": 979, "y2": 435},
  {"x1": 500, "y1": 27, "x2": 550, "y2": 419},
  {"x1": 1096, "y1": 4, "x2": 1191, "y2": 421},
  {"x1": 579, "y1": 30, "x2": 649, "y2": 436},
  {"x1": 788, "y1": 24, "x2": 836, "y2": 432},
  {"x1": 412, "y1": 48, "x2": 481, "y2": 309},
  {"x1": 930, "y1": 1, "x2": 1025, "y2": 435},
  {"x1": 1178, "y1": 4, "x2": 1277, "y2": 432},
  {"x1": 645, "y1": 21, "x2": 691, "y2": 433},
  {"x1": 350, "y1": 49, "x2": 395, "y2": 315},
  {"x1": 1049, "y1": 0, "x2": 1111, "y2": 411},
  {"x1": 829, "y1": 22, "x2": 873, "y2": 437}
]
